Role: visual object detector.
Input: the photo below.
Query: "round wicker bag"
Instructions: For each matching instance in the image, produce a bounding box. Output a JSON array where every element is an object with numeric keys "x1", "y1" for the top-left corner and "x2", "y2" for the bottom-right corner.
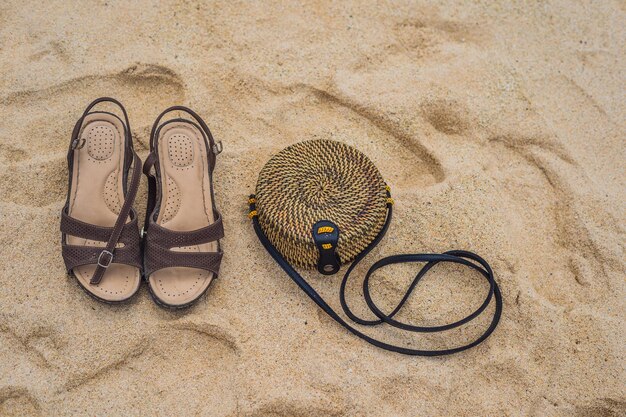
[
  {"x1": 248, "y1": 139, "x2": 502, "y2": 357},
  {"x1": 253, "y1": 139, "x2": 389, "y2": 271}
]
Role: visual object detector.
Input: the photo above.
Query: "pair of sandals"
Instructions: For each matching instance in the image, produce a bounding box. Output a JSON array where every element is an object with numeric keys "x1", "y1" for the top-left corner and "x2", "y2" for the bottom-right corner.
[{"x1": 60, "y1": 98, "x2": 224, "y2": 308}]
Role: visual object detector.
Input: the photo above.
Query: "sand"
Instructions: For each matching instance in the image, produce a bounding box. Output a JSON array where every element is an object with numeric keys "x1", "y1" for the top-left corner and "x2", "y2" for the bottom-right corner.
[{"x1": 0, "y1": 1, "x2": 624, "y2": 415}]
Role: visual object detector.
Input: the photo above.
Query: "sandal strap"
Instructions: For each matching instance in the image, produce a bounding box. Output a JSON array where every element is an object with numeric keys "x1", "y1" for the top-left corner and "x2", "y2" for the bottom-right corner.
[
  {"x1": 62, "y1": 143, "x2": 142, "y2": 285},
  {"x1": 144, "y1": 243, "x2": 223, "y2": 278},
  {"x1": 62, "y1": 243, "x2": 142, "y2": 271},
  {"x1": 142, "y1": 151, "x2": 158, "y2": 234},
  {"x1": 86, "y1": 151, "x2": 142, "y2": 284},
  {"x1": 61, "y1": 210, "x2": 140, "y2": 244},
  {"x1": 60, "y1": 212, "x2": 142, "y2": 272},
  {"x1": 146, "y1": 211, "x2": 224, "y2": 248},
  {"x1": 148, "y1": 106, "x2": 221, "y2": 172},
  {"x1": 143, "y1": 215, "x2": 224, "y2": 277},
  {"x1": 70, "y1": 97, "x2": 132, "y2": 148}
]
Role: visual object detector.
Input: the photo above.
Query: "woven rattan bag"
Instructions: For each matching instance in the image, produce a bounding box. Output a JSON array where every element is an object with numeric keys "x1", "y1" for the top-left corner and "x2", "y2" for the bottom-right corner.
[{"x1": 249, "y1": 139, "x2": 502, "y2": 356}]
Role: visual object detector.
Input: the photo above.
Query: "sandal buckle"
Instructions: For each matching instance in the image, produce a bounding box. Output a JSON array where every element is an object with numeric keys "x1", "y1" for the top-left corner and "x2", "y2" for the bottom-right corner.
[
  {"x1": 212, "y1": 141, "x2": 223, "y2": 155},
  {"x1": 97, "y1": 250, "x2": 114, "y2": 268},
  {"x1": 71, "y1": 138, "x2": 86, "y2": 150}
]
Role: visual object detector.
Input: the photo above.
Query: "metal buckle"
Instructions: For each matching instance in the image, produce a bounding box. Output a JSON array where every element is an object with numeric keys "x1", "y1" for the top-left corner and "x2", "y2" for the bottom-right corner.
[
  {"x1": 71, "y1": 138, "x2": 86, "y2": 150},
  {"x1": 212, "y1": 141, "x2": 223, "y2": 155},
  {"x1": 97, "y1": 250, "x2": 114, "y2": 268}
]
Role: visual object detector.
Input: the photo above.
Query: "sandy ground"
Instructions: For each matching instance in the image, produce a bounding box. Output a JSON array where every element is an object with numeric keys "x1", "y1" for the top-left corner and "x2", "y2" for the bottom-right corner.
[{"x1": 0, "y1": 1, "x2": 624, "y2": 416}]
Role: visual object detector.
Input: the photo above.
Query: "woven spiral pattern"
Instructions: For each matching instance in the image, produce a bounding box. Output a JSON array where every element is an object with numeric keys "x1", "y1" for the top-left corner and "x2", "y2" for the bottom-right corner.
[{"x1": 255, "y1": 139, "x2": 388, "y2": 269}]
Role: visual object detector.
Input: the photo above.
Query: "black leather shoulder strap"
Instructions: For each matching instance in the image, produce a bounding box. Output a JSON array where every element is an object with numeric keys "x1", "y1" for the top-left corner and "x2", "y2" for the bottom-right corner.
[{"x1": 250, "y1": 199, "x2": 503, "y2": 356}]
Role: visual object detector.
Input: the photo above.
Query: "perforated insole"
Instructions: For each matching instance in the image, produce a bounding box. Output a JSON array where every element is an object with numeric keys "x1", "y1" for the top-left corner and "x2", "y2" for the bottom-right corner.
[
  {"x1": 66, "y1": 113, "x2": 141, "y2": 301},
  {"x1": 147, "y1": 121, "x2": 217, "y2": 306}
]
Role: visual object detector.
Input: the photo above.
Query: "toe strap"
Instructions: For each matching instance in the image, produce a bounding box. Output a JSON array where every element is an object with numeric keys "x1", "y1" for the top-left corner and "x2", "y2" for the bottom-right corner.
[
  {"x1": 144, "y1": 243, "x2": 223, "y2": 278},
  {"x1": 62, "y1": 243, "x2": 143, "y2": 272},
  {"x1": 61, "y1": 210, "x2": 141, "y2": 244},
  {"x1": 146, "y1": 211, "x2": 224, "y2": 248},
  {"x1": 143, "y1": 217, "x2": 224, "y2": 278},
  {"x1": 61, "y1": 212, "x2": 143, "y2": 275}
]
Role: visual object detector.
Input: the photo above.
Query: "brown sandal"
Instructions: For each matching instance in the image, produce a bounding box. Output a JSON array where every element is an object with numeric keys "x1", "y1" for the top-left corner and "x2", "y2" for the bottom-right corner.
[
  {"x1": 60, "y1": 98, "x2": 143, "y2": 303},
  {"x1": 142, "y1": 106, "x2": 224, "y2": 308}
]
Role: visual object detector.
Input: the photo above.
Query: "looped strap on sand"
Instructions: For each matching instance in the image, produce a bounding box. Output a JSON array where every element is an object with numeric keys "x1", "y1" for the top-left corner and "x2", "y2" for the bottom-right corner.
[{"x1": 250, "y1": 198, "x2": 503, "y2": 356}]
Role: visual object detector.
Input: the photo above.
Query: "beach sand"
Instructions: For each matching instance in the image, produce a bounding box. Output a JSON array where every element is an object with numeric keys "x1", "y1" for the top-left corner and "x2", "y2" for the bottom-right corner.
[{"x1": 0, "y1": 1, "x2": 624, "y2": 415}]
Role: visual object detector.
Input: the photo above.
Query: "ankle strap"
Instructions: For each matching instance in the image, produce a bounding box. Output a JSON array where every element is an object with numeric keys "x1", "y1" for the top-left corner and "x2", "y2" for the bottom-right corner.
[
  {"x1": 89, "y1": 151, "x2": 142, "y2": 284},
  {"x1": 149, "y1": 106, "x2": 222, "y2": 166},
  {"x1": 142, "y1": 107, "x2": 222, "y2": 233},
  {"x1": 70, "y1": 97, "x2": 132, "y2": 150}
]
